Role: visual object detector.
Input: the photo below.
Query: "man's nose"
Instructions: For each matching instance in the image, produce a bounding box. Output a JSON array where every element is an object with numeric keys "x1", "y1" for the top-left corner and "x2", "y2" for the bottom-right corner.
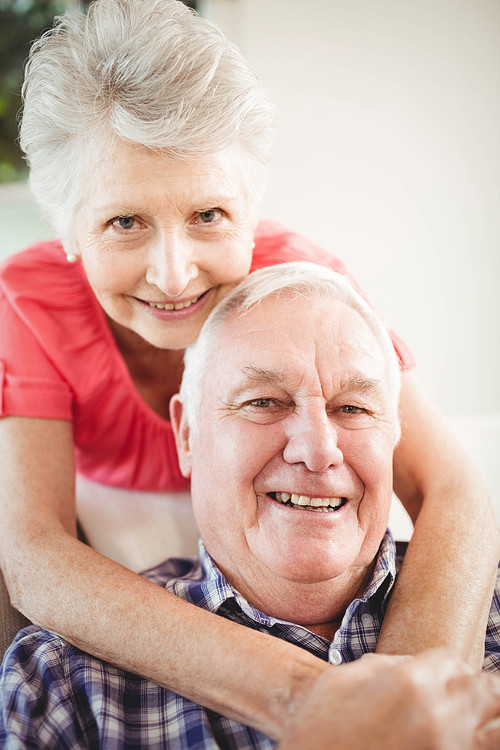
[
  {"x1": 146, "y1": 230, "x2": 199, "y2": 297},
  {"x1": 282, "y1": 401, "x2": 343, "y2": 472}
]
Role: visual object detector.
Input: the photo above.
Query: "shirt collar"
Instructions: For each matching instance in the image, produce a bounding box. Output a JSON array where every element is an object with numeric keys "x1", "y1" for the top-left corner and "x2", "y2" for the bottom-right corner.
[{"x1": 163, "y1": 531, "x2": 398, "y2": 631}]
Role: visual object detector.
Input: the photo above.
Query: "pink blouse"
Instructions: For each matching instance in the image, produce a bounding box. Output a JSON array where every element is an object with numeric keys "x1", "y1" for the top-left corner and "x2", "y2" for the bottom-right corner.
[{"x1": 0, "y1": 220, "x2": 414, "y2": 492}]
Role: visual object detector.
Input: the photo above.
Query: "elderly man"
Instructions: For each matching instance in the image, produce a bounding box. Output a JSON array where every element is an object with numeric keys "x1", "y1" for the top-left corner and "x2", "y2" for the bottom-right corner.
[{"x1": 1, "y1": 263, "x2": 499, "y2": 749}]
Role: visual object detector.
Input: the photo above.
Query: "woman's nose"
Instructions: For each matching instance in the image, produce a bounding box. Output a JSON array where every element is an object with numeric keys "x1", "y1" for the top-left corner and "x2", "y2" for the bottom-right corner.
[
  {"x1": 146, "y1": 230, "x2": 199, "y2": 297},
  {"x1": 282, "y1": 402, "x2": 343, "y2": 472}
]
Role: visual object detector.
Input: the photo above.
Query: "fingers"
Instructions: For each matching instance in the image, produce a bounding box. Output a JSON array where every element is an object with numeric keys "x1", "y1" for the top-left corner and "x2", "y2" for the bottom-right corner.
[
  {"x1": 475, "y1": 718, "x2": 500, "y2": 750},
  {"x1": 277, "y1": 650, "x2": 500, "y2": 750},
  {"x1": 465, "y1": 672, "x2": 500, "y2": 728}
]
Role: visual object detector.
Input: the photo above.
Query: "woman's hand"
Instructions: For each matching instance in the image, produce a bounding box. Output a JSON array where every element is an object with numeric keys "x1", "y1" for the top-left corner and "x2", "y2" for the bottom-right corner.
[{"x1": 278, "y1": 650, "x2": 500, "y2": 750}]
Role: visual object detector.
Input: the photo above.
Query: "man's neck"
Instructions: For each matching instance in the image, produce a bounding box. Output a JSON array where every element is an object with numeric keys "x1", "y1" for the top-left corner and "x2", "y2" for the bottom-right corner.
[{"x1": 220, "y1": 560, "x2": 376, "y2": 642}]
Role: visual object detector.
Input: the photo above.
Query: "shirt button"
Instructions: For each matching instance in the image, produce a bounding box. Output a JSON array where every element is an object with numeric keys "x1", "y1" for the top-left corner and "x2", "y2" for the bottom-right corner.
[
  {"x1": 329, "y1": 648, "x2": 342, "y2": 665},
  {"x1": 361, "y1": 614, "x2": 373, "y2": 627}
]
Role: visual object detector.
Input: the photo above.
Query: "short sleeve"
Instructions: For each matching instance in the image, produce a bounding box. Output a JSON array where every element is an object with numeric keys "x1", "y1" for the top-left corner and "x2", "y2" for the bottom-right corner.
[{"x1": 0, "y1": 293, "x2": 73, "y2": 420}]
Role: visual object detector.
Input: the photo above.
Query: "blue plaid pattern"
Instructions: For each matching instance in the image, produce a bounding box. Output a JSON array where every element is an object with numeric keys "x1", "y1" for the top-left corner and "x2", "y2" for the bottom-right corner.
[{"x1": 1, "y1": 532, "x2": 499, "y2": 749}]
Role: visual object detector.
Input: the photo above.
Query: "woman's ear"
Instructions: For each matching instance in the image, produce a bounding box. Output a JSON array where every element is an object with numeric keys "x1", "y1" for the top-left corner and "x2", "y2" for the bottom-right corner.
[{"x1": 169, "y1": 395, "x2": 192, "y2": 479}]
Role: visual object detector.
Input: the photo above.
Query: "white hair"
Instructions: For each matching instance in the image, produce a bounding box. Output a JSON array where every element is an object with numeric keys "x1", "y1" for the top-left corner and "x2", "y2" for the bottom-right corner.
[
  {"x1": 20, "y1": 0, "x2": 276, "y2": 237},
  {"x1": 180, "y1": 262, "x2": 402, "y2": 443}
]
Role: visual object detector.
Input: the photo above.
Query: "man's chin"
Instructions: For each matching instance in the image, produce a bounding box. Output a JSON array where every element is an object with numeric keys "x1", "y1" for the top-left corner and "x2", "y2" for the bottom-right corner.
[{"x1": 259, "y1": 546, "x2": 361, "y2": 586}]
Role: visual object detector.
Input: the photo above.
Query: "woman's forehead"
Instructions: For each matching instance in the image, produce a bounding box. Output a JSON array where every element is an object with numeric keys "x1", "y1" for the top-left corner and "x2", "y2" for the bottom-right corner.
[{"x1": 78, "y1": 139, "x2": 252, "y2": 212}]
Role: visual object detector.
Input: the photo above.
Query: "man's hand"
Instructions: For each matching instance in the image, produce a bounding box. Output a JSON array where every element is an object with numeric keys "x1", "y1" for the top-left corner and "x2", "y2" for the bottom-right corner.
[{"x1": 278, "y1": 650, "x2": 500, "y2": 750}]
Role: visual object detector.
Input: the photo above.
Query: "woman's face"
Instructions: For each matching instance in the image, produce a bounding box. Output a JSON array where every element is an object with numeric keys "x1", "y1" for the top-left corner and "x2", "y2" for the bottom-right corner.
[{"x1": 72, "y1": 139, "x2": 257, "y2": 350}]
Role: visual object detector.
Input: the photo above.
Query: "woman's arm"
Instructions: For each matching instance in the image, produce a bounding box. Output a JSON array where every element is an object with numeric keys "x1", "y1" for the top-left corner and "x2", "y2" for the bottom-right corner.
[
  {"x1": 0, "y1": 416, "x2": 327, "y2": 741},
  {"x1": 377, "y1": 370, "x2": 500, "y2": 668}
]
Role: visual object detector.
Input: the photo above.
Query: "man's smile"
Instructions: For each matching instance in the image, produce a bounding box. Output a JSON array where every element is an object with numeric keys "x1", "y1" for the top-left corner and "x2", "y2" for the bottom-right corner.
[{"x1": 267, "y1": 492, "x2": 348, "y2": 512}]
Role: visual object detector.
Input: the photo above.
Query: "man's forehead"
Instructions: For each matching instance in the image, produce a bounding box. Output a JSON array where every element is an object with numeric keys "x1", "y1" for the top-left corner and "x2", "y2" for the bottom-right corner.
[
  {"x1": 226, "y1": 362, "x2": 384, "y2": 397},
  {"x1": 215, "y1": 296, "x2": 384, "y2": 369},
  {"x1": 222, "y1": 294, "x2": 372, "y2": 338},
  {"x1": 239, "y1": 364, "x2": 380, "y2": 387},
  {"x1": 209, "y1": 307, "x2": 386, "y2": 402}
]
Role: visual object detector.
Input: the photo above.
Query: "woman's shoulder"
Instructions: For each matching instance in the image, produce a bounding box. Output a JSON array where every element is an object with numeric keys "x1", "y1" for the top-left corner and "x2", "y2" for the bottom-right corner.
[
  {"x1": 0, "y1": 240, "x2": 89, "y2": 307},
  {"x1": 1, "y1": 239, "x2": 64, "y2": 274},
  {"x1": 0, "y1": 239, "x2": 106, "y2": 372},
  {"x1": 252, "y1": 220, "x2": 349, "y2": 274}
]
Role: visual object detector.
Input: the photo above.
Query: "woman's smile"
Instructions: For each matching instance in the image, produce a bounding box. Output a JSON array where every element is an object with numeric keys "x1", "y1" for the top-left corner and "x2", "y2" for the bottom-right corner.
[
  {"x1": 133, "y1": 289, "x2": 212, "y2": 320},
  {"x1": 74, "y1": 140, "x2": 256, "y2": 350}
]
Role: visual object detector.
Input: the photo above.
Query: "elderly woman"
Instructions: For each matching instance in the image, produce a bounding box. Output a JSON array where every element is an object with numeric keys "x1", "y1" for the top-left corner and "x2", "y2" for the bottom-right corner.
[{"x1": 0, "y1": 0, "x2": 497, "y2": 741}]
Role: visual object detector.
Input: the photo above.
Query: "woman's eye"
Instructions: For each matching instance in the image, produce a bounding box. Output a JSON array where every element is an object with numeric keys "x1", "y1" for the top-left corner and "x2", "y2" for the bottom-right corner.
[
  {"x1": 195, "y1": 208, "x2": 223, "y2": 224},
  {"x1": 111, "y1": 216, "x2": 138, "y2": 230}
]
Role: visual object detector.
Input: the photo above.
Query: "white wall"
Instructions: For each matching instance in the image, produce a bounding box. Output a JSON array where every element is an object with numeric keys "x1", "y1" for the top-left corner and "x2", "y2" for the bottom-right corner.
[
  {"x1": 202, "y1": 0, "x2": 500, "y2": 416},
  {"x1": 0, "y1": 183, "x2": 53, "y2": 259}
]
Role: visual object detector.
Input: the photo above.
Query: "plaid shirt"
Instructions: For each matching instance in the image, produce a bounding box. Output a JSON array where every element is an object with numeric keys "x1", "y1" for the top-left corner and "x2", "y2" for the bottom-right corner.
[{"x1": 1, "y1": 532, "x2": 499, "y2": 749}]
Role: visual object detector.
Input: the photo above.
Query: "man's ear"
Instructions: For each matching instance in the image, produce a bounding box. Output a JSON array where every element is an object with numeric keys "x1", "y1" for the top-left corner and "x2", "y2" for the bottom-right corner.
[{"x1": 170, "y1": 395, "x2": 193, "y2": 479}]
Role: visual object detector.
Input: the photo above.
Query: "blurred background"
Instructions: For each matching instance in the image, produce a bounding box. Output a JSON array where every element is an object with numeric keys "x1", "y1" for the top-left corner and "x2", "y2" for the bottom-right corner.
[{"x1": 1, "y1": 0, "x2": 499, "y2": 523}]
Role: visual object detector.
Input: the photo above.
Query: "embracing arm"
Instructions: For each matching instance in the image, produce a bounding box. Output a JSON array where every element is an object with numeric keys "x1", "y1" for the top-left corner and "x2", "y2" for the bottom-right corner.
[
  {"x1": 377, "y1": 371, "x2": 500, "y2": 668},
  {"x1": 0, "y1": 416, "x2": 327, "y2": 741}
]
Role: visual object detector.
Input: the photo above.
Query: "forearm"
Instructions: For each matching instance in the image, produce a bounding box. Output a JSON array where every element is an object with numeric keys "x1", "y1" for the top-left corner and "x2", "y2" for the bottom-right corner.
[
  {"x1": 377, "y1": 479, "x2": 499, "y2": 667},
  {"x1": 4, "y1": 529, "x2": 327, "y2": 740},
  {"x1": 0, "y1": 417, "x2": 327, "y2": 739},
  {"x1": 378, "y1": 371, "x2": 500, "y2": 667}
]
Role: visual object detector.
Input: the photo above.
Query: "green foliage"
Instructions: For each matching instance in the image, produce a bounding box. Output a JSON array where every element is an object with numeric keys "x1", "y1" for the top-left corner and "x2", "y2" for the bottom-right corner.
[
  {"x1": 0, "y1": 1, "x2": 89, "y2": 182},
  {"x1": 0, "y1": 0, "x2": 197, "y2": 184}
]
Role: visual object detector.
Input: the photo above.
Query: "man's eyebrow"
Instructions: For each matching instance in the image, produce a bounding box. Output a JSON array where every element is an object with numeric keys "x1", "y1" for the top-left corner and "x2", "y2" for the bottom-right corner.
[
  {"x1": 237, "y1": 369, "x2": 381, "y2": 391},
  {"x1": 340, "y1": 374, "x2": 382, "y2": 392},
  {"x1": 239, "y1": 365, "x2": 289, "y2": 388}
]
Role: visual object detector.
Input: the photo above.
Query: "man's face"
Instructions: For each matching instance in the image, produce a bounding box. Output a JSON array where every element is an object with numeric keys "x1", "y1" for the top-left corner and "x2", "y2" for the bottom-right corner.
[{"x1": 172, "y1": 294, "x2": 397, "y2": 616}]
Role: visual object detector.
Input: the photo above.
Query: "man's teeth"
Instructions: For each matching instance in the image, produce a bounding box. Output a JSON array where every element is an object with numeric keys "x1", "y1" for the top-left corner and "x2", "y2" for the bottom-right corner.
[
  {"x1": 270, "y1": 492, "x2": 346, "y2": 512},
  {"x1": 147, "y1": 295, "x2": 200, "y2": 311}
]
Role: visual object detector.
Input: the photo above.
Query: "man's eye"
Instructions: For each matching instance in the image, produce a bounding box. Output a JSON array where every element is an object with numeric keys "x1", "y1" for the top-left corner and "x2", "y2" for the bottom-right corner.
[
  {"x1": 195, "y1": 209, "x2": 223, "y2": 224},
  {"x1": 341, "y1": 405, "x2": 365, "y2": 414},
  {"x1": 248, "y1": 398, "x2": 276, "y2": 408},
  {"x1": 111, "y1": 216, "x2": 138, "y2": 230}
]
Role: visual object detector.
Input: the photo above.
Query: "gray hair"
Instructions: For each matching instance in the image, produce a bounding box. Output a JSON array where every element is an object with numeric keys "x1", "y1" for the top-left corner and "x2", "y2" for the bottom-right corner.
[
  {"x1": 20, "y1": 0, "x2": 276, "y2": 237},
  {"x1": 180, "y1": 262, "x2": 402, "y2": 443}
]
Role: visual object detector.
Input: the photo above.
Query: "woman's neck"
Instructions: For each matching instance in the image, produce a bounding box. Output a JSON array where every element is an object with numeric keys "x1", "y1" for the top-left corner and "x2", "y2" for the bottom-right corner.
[{"x1": 106, "y1": 316, "x2": 185, "y2": 420}]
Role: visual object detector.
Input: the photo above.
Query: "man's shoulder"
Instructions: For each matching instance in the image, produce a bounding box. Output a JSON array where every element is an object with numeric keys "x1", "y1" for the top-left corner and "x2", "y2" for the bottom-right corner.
[
  {"x1": 0, "y1": 624, "x2": 83, "y2": 698},
  {"x1": 483, "y1": 564, "x2": 500, "y2": 673},
  {"x1": 3, "y1": 625, "x2": 84, "y2": 669},
  {"x1": 1, "y1": 624, "x2": 144, "y2": 692},
  {"x1": 140, "y1": 554, "x2": 200, "y2": 586}
]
